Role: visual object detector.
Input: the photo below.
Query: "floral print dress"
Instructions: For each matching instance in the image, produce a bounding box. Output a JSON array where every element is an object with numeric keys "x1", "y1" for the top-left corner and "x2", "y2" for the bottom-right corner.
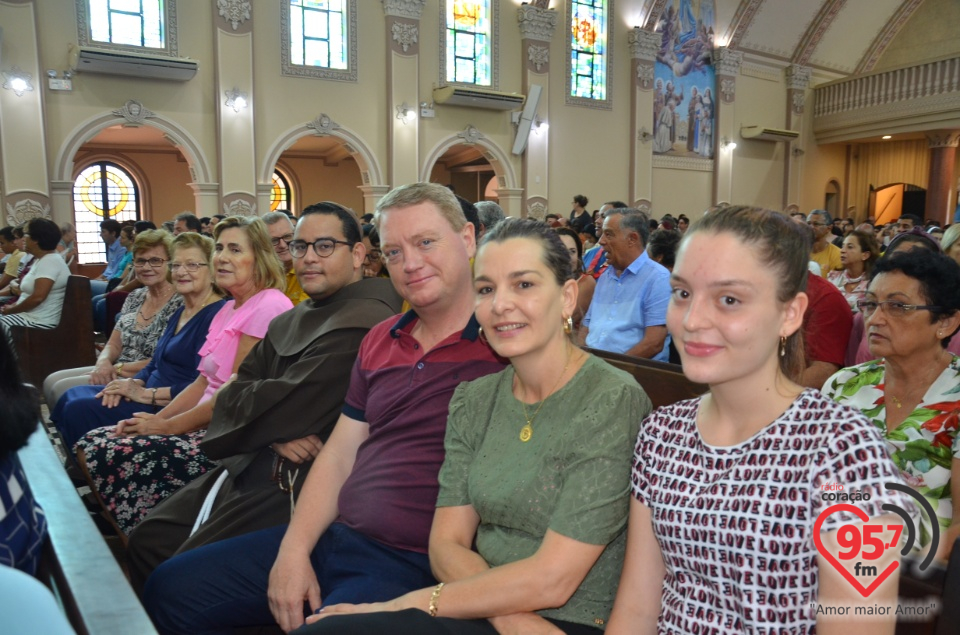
[{"x1": 823, "y1": 357, "x2": 960, "y2": 549}]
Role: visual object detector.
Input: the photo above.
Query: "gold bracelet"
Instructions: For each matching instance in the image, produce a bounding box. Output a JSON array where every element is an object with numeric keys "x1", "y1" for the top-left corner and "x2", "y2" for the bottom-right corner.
[
  {"x1": 115, "y1": 362, "x2": 124, "y2": 375},
  {"x1": 151, "y1": 387, "x2": 158, "y2": 407},
  {"x1": 428, "y1": 582, "x2": 445, "y2": 617}
]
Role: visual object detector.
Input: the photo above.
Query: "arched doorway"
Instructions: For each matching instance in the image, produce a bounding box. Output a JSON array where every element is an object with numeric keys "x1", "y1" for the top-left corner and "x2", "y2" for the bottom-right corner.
[
  {"x1": 429, "y1": 144, "x2": 496, "y2": 203},
  {"x1": 274, "y1": 135, "x2": 365, "y2": 213}
]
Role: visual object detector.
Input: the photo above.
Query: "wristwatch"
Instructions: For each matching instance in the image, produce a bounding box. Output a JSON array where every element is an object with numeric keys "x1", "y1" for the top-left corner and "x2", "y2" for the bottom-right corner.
[{"x1": 115, "y1": 362, "x2": 124, "y2": 375}]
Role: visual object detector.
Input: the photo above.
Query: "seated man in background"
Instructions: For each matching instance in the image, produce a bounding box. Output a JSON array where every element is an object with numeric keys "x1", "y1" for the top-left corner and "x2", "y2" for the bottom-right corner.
[
  {"x1": 580, "y1": 208, "x2": 672, "y2": 362},
  {"x1": 172, "y1": 212, "x2": 202, "y2": 236},
  {"x1": 90, "y1": 219, "x2": 125, "y2": 296},
  {"x1": 263, "y1": 211, "x2": 309, "y2": 305},
  {"x1": 127, "y1": 201, "x2": 403, "y2": 590},
  {"x1": 143, "y1": 182, "x2": 506, "y2": 634}
]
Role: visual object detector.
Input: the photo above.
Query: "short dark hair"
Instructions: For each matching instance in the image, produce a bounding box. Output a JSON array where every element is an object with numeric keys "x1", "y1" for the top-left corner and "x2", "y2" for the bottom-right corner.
[
  {"x1": 603, "y1": 201, "x2": 628, "y2": 209},
  {"x1": 455, "y1": 195, "x2": 481, "y2": 241},
  {"x1": 481, "y1": 218, "x2": 573, "y2": 286},
  {"x1": 0, "y1": 226, "x2": 14, "y2": 242},
  {"x1": 27, "y1": 218, "x2": 62, "y2": 251},
  {"x1": 100, "y1": 219, "x2": 121, "y2": 235},
  {"x1": 573, "y1": 194, "x2": 588, "y2": 208},
  {"x1": 870, "y1": 250, "x2": 960, "y2": 346},
  {"x1": 899, "y1": 213, "x2": 923, "y2": 227},
  {"x1": 555, "y1": 226, "x2": 583, "y2": 260},
  {"x1": 300, "y1": 201, "x2": 362, "y2": 246},
  {"x1": 174, "y1": 212, "x2": 202, "y2": 232},
  {"x1": 199, "y1": 217, "x2": 211, "y2": 225},
  {"x1": 135, "y1": 220, "x2": 157, "y2": 233},
  {"x1": 545, "y1": 213, "x2": 560, "y2": 221},
  {"x1": 647, "y1": 228, "x2": 682, "y2": 269}
]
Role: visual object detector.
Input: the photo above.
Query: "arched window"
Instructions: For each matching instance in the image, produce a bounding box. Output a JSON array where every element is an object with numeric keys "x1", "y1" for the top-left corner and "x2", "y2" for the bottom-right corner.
[
  {"x1": 441, "y1": 0, "x2": 498, "y2": 88},
  {"x1": 567, "y1": 0, "x2": 612, "y2": 109},
  {"x1": 281, "y1": 0, "x2": 358, "y2": 82},
  {"x1": 72, "y1": 161, "x2": 140, "y2": 265},
  {"x1": 271, "y1": 170, "x2": 292, "y2": 213}
]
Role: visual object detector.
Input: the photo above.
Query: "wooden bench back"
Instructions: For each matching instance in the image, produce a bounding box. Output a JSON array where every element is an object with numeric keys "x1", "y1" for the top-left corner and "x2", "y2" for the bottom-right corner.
[
  {"x1": 11, "y1": 275, "x2": 96, "y2": 390},
  {"x1": 585, "y1": 347, "x2": 706, "y2": 409}
]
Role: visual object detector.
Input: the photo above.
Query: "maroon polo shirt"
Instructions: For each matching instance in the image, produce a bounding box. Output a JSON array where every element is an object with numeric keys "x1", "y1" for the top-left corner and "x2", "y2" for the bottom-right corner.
[{"x1": 337, "y1": 311, "x2": 507, "y2": 553}]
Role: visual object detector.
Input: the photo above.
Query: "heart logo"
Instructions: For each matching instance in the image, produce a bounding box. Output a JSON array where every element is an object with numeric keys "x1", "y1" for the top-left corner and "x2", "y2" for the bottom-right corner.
[{"x1": 813, "y1": 503, "x2": 899, "y2": 598}]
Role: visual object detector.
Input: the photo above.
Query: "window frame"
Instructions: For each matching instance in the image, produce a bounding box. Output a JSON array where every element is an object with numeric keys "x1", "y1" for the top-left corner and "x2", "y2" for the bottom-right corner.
[
  {"x1": 72, "y1": 160, "x2": 142, "y2": 266},
  {"x1": 271, "y1": 169, "x2": 293, "y2": 213},
  {"x1": 565, "y1": 0, "x2": 614, "y2": 110},
  {"x1": 280, "y1": 0, "x2": 358, "y2": 83},
  {"x1": 439, "y1": 0, "x2": 499, "y2": 90},
  {"x1": 76, "y1": 0, "x2": 179, "y2": 57}
]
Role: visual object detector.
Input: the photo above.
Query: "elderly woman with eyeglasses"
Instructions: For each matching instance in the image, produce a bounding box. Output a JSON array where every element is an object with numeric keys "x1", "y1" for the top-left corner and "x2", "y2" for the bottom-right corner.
[
  {"x1": 43, "y1": 230, "x2": 182, "y2": 407},
  {"x1": 824, "y1": 249, "x2": 960, "y2": 560},
  {"x1": 58, "y1": 220, "x2": 293, "y2": 534}
]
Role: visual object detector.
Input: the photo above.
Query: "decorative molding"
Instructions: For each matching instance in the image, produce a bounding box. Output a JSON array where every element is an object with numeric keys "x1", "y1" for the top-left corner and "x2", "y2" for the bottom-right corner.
[
  {"x1": 75, "y1": 0, "x2": 179, "y2": 56},
  {"x1": 222, "y1": 198, "x2": 256, "y2": 217},
  {"x1": 527, "y1": 45, "x2": 549, "y2": 72},
  {"x1": 112, "y1": 100, "x2": 156, "y2": 126},
  {"x1": 636, "y1": 63, "x2": 655, "y2": 90},
  {"x1": 638, "y1": 126, "x2": 653, "y2": 143},
  {"x1": 723, "y1": 0, "x2": 763, "y2": 51},
  {"x1": 855, "y1": 0, "x2": 923, "y2": 74},
  {"x1": 714, "y1": 48, "x2": 743, "y2": 76},
  {"x1": 280, "y1": 0, "x2": 358, "y2": 82},
  {"x1": 740, "y1": 63, "x2": 782, "y2": 83},
  {"x1": 306, "y1": 114, "x2": 342, "y2": 136},
  {"x1": 626, "y1": 28, "x2": 660, "y2": 61},
  {"x1": 439, "y1": 0, "x2": 500, "y2": 90},
  {"x1": 635, "y1": 199, "x2": 652, "y2": 214},
  {"x1": 391, "y1": 21, "x2": 419, "y2": 53},
  {"x1": 642, "y1": 0, "x2": 670, "y2": 32},
  {"x1": 527, "y1": 199, "x2": 548, "y2": 220},
  {"x1": 382, "y1": 0, "x2": 426, "y2": 20},
  {"x1": 217, "y1": 0, "x2": 251, "y2": 31},
  {"x1": 457, "y1": 125, "x2": 486, "y2": 145},
  {"x1": 784, "y1": 65, "x2": 811, "y2": 90},
  {"x1": 564, "y1": 0, "x2": 615, "y2": 110},
  {"x1": 720, "y1": 78, "x2": 736, "y2": 103},
  {"x1": 5, "y1": 198, "x2": 51, "y2": 226},
  {"x1": 814, "y1": 92, "x2": 960, "y2": 143},
  {"x1": 517, "y1": 5, "x2": 558, "y2": 42},
  {"x1": 926, "y1": 131, "x2": 960, "y2": 149},
  {"x1": 784, "y1": 204, "x2": 800, "y2": 214},
  {"x1": 792, "y1": 92, "x2": 806, "y2": 115},
  {"x1": 653, "y1": 155, "x2": 714, "y2": 172},
  {"x1": 792, "y1": 0, "x2": 846, "y2": 66}
]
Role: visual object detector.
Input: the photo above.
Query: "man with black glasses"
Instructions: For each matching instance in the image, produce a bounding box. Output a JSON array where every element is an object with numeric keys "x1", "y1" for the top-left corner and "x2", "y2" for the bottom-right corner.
[
  {"x1": 127, "y1": 201, "x2": 402, "y2": 590},
  {"x1": 264, "y1": 211, "x2": 309, "y2": 305}
]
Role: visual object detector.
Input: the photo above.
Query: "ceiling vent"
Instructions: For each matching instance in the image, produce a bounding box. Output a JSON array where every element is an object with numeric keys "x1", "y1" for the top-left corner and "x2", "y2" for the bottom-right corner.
[
  {"x1": 433, "y1": 85, "x2": 525, "y2": 111},
  {"x1": 73, "y1": 46, "x2": 198, "y2": 81}
]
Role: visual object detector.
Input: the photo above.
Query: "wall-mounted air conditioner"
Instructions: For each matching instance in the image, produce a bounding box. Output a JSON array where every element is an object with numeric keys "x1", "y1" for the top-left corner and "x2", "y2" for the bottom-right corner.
[
  {"x1": 433, "y1": 85, "x2": 525, "y2": 111},
  {"x1": 740, "y1": 126, "x2": 800, "y2": 142},
  {"x1": 73, "y1": 46, "x2": 198, "y2": 81}
]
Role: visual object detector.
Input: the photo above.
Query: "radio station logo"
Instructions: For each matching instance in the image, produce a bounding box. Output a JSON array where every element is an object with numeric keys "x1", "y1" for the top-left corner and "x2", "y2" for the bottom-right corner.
[{"x1": 814, "y1": 482, "x2": 937, "y2": 598}]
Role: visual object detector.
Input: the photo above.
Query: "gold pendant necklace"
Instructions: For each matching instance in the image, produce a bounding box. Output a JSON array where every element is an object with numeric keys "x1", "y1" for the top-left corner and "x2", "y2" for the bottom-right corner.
[{"x1": 516, "y1": 347, "x2": 574, "y2": 442}]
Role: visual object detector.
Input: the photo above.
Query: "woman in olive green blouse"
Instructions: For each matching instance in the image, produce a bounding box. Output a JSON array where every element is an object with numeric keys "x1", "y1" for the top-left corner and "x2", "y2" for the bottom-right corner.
[{"x1": 303, "y1": 219, "x2": 650, "y2": 634}]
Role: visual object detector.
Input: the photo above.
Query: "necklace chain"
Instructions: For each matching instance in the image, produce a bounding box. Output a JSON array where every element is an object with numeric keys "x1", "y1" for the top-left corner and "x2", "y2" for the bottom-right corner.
[{"x1": 516, "y1": 346, "x2": 574, "y2": 442}]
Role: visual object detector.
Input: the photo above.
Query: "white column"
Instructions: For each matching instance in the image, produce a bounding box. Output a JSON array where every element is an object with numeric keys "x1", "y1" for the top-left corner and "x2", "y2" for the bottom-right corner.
[
  {"x1": 383, "y1": 0, "x2": 426, "y2": 187},
  {"x1": 784, "y1": 65, "x2": 811, "y2": 210},
  {"x1": 713, "y1": 48, "x2": 742, "y2": 205},
  {"x1": 627, "y1": 28, "x2": 661, "y2": 208}
]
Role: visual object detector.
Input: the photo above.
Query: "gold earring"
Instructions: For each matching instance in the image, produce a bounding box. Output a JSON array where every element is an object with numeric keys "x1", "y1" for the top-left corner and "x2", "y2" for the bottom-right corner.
[
  {"x1": 563, "y1": 316, "x2": 573, "y2": 335},
  {"x1": 779, "y1": 336, "x2": 787, "y2": 358}
]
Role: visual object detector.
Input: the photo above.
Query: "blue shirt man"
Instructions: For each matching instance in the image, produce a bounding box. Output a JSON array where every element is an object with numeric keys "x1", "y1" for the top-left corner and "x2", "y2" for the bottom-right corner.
[{"x1": 581, "y1": 209, "x2": 671, "y2": 362}]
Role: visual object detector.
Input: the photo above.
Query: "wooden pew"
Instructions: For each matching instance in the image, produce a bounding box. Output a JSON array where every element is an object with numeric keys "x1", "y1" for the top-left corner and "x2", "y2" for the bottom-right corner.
[
  {"x1": 10, "y1": 275, "x2": 96, "y2": 392},
  {"x1": 585, "y1": 347, "x2": 706, "y2": 408},
  {"x1": 18, "y1": 424, "x2": 158, "y2": 635}
]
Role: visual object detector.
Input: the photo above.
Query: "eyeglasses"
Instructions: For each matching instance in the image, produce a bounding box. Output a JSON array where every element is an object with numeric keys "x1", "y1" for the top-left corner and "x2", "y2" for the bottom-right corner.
[
  {"x1": 856, "y1": 300, "x2": 943, "y2": 318},
  {"x1": 134, "y1": 257, "x2": 168, "y2": 268},
  {"x1": 270, "y1": 234, "x2": 295, "y2": 247},
  {"x1": 289, "y1": 238, "x2": 353, "y2": 259},
  {"x1": 364, "y1": 250, "x2": 382, "y2": 263},
  {"x1": 168, "y1": 261, "x2": 205, "y2": 273}
]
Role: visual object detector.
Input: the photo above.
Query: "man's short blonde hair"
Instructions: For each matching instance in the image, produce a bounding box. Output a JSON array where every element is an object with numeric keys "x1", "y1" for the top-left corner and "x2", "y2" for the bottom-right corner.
[{"x1": 373, "y1": 183, "x2": 467, "y2": 233}]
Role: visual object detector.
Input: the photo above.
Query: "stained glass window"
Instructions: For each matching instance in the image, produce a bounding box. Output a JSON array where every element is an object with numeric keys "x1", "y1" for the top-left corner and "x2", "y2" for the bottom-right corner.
[
  {"x1": 445, "y1": 0, "x2": 493, "y2": 86},
  {"x1": 72, "y1": 162, "x2": 140, "y2": 265},
  {"x1": 88, "y1": 0, "x2": 165, "y2": 49},
  {"x1": 290, "y1": 0, "x2": 348, "y2": 70},
  {"x1": 569, "y1": 0, "x2": 608, "y2": 102},
  {"x1": 271, "y1": 171, "x2": 292, "y2": 213}
]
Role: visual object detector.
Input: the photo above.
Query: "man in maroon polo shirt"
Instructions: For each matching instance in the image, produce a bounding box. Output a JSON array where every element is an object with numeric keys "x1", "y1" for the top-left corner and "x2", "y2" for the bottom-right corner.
[{"x1": 143, "y1": 183, "x2": 506, "y2": 635}]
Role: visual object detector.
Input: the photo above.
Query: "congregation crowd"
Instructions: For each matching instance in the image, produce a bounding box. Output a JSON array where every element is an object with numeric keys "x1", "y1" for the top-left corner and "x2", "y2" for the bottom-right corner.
[{"x1": 3, "y1": 182, "x2": 960, "y2": 634}]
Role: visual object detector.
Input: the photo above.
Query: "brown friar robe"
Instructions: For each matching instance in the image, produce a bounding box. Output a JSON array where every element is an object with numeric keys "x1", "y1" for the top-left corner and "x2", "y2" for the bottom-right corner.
[{"x1": 126, "y1": 277, "x2": 403, "y2": 589}]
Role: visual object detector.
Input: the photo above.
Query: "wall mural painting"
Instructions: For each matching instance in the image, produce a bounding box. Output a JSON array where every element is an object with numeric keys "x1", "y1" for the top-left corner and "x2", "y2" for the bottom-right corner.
[{"x1": 653, "y1": 0, "x2": 716, "y2": 158}]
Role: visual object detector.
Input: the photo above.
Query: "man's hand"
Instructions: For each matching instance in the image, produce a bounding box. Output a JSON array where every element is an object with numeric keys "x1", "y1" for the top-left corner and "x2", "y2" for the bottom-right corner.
[
  {"x1": 268, "y1": 549, "x2": 322, "y2": 633},
  {"x1": 271, "y1": 435, "x2": 324, "y2": 464}
]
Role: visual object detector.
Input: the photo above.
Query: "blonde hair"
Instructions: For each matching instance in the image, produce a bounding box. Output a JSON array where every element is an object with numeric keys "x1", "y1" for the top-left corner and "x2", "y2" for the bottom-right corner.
[
  {"x1": 213, "y1": 216, "x2": 286, "y2": 292},
  {"x1": 135, "y1": 229, "x2": 175, "y2": 282},
  {"x1": 373, "y1": 183, "x2": 466, "y2": 233}
]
